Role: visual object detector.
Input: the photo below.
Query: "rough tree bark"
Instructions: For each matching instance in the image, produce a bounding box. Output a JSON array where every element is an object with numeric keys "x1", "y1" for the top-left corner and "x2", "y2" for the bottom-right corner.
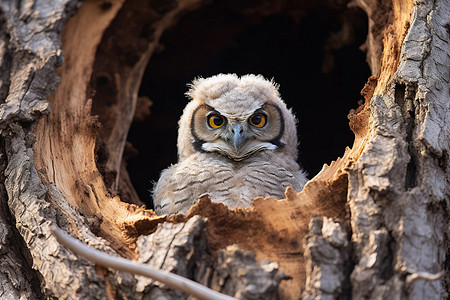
[{"x1": 0, "y1": 0, "x2": 448, "y2": 299}]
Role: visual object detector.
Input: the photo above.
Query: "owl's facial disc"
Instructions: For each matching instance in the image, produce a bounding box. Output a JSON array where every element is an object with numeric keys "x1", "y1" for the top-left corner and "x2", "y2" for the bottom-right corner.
[{"x1": 190, "y1": 104, "x2": 285, "y2": 161}]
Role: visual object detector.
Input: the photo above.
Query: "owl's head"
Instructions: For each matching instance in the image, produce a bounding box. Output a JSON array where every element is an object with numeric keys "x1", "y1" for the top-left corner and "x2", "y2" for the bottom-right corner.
[{"x1": 177, "y1": 74, "x2": 298, "y2": 162}]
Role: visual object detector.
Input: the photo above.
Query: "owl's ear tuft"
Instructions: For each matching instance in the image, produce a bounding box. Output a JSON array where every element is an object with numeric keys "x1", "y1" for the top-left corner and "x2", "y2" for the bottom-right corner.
[
  {"x1": 239, "y1": 74, "x2": 281, "y2": 102},
  {"x1": 269, "y1": 78, "x2": 281, "y2": 91},
  {"x1": 186, "y1": 74, "x2": 240, "y2": 102},
  {"x1": 185, "y1": 76, "x2": 205, "y2": 100}
]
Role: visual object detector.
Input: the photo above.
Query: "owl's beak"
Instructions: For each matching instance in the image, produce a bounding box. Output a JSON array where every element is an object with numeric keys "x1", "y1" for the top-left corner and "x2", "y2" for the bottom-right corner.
[
  {"x1": 203, "y1": 121, "x2": 274, "y2": 161},
  {"x1": 232, "y1": 123, "x2": 245, "y2": 151}
]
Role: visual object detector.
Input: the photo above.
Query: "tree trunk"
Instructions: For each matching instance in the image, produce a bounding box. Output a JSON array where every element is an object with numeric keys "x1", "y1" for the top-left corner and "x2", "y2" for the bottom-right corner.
[{"x1": 0, "y1": 0, "x2": 448, "y2": 299}]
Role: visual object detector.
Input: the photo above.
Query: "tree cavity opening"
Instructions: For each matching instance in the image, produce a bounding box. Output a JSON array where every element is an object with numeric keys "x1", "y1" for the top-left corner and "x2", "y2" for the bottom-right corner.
[{"x1": 123, "y1": 1, "x2": 370, "y2": 208}]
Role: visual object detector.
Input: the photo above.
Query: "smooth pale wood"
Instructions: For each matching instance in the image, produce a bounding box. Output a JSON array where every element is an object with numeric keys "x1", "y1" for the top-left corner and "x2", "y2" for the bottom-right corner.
[
  {"x1": 32, "y1": 0, "x2": 139, "y2": 257},
  {"x1": 32, "y1": 0, "x2": 207, "y2": 255}
]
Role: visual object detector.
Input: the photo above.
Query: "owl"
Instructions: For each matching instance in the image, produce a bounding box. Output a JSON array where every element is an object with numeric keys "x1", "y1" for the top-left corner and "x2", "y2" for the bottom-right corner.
[{"x1": 153, "y1": 74, "x2": 308, "y2": 215}]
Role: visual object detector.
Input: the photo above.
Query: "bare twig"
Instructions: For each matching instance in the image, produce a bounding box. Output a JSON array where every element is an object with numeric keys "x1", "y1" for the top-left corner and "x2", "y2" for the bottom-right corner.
[
  {"x1": 51, "y1": 225, "x2": 237, "y2": 300},
  {"x1": 406, "y1": 270, "x2": 445, "y2": 286}
]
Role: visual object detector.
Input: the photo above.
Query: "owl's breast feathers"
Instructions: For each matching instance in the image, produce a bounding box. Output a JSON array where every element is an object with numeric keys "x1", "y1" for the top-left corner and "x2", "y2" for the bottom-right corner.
[{"x1": 152, "y1": 152, "x2": 306, "y2": 215}]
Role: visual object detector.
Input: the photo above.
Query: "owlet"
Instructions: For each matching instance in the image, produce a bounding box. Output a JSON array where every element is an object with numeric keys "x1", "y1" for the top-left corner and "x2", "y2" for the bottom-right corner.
[{"x1": 152, "y1": 74, "x2": 307, "y2": 215}]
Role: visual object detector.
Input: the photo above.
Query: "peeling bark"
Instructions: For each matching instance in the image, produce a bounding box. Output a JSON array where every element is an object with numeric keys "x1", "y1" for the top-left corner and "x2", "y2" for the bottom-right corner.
[
  {"x1": 134, "y1": 216, "x2": 213, "y2": 298},
  {"x1": 0, "y1": 0, "x2": 448, "y2": 299},
  {"x1": 0, "y1": 138, "x2": 42, "y2": 300},
  {"x1": 301, "y1": 217, "x2": 351, "y2": 300}
]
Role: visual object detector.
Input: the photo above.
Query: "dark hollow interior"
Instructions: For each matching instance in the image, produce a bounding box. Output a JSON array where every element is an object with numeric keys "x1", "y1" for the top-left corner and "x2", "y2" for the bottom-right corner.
[{"x1": 126, "y1": 1, "x2": 370, "y2": 208}]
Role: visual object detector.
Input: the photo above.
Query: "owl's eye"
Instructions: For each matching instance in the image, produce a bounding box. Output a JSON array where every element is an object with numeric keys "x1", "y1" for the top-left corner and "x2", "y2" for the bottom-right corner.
[
  {"x1": 208, "y1": 114, "x2": 226, "y2": 128},
  {"x1": 249, "y1": 113, "x2": 266, "y2": 128}
]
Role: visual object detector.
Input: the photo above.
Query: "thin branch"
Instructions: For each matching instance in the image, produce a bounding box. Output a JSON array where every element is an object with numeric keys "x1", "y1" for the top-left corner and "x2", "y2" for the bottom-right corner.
[
  {"x1": 51, "y1": 225, "x2": 237, "y2": 300},
  {"x1": 406, "y1": 270, "x2": 445, "y2": 286}
]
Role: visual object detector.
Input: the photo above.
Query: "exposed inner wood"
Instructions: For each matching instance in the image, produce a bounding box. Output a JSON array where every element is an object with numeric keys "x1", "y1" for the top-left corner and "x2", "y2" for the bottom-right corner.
[
  {"x1": 33, "y1": 0, "x2": 141, "y2": 257},
  {"x1": 374, "y1": 0, "x2": 413, "y2": 94},
  {"x1": 32, "y1": 0, "x2": 414, "y2": 298}
]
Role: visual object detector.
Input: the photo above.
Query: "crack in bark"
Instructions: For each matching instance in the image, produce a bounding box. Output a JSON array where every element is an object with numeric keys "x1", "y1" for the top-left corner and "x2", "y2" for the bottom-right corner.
[
  {"x1": 436, "y1": 149, "x2": 448, "y2": 173},
  {"x1": 48, "y1": 127, "x2": 57, "y2": 184},
  {"x1": 404, "y1": 83, "x2": 419, "y2": 190},
  {"x1": 159, "y1": 222, "x2": 187, "y2": 270},
  {"x1": 445, "y1": 222, "x2": 450, "y2": 297},
  {"x1": 381, "y1": 229, "x2": 395, "y2": 281},
  {"x1": 394, "y1": 83, "x2": 419, "y2": 190},
  {"x1": 0, "y1": 12, "x2": 11, "y2": 104}
]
